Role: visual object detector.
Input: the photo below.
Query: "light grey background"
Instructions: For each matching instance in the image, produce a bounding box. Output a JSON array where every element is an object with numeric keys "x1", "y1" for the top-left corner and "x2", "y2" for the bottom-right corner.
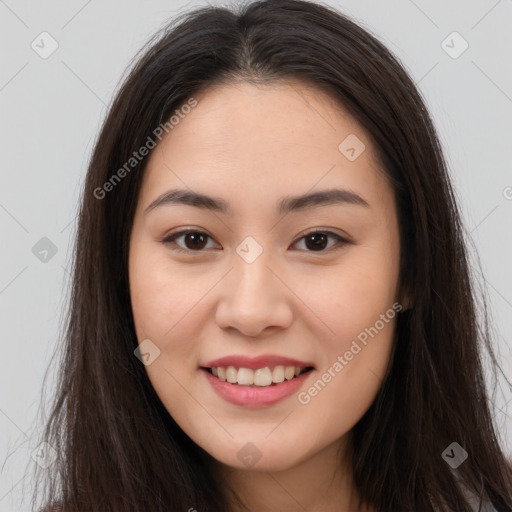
[{"x1": 1, "y1": 0, "x2": 511, "y2": 510}]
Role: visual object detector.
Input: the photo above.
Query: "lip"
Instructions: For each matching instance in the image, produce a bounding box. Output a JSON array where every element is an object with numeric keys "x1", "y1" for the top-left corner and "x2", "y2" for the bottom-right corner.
[
  {"x1": 202, "y1": 367, "x2": 315, "y2": 408},
  {"x1": 202, "y1": 354, "x2": 315, "y2": 370}
]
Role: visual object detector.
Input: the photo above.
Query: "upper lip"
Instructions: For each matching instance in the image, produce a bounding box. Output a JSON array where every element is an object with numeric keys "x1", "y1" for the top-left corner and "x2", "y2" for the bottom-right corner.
[{"x1": 202, "y1": 354, "x2": 315, "y2": 370}]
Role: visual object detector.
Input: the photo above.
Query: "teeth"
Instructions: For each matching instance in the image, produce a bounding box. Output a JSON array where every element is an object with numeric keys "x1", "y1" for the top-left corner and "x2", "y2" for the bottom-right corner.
[
  {"x1": 254, "y1": 367, "x2": 272, "y2": 386},
  {"x1": 285, "y1": 366, "x2": 295, "y2": 380},
  {"x1": 226, "y1": 366, "x2": 238, "y2": 383},
  {"x1": 272, "y1": 365, "x2": 285, "y2": 383},
  {"x1": 209, "y1": 365, "x2": 308, "y2": 387},
  {"x1": 237, "y1": 367, "x2": 254, "y2": 385}
]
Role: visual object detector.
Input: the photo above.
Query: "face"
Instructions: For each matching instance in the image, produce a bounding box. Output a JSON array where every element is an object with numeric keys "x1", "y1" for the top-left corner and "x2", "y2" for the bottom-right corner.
[{"x1": 129, "y1": 80, "x2": 404, "y2": 473}]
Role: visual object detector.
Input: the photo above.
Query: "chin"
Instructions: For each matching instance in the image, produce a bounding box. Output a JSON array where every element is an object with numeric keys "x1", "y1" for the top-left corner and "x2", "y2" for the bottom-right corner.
[{"x1": 205, "y1": 437, "x2": 311, "y2": 473}]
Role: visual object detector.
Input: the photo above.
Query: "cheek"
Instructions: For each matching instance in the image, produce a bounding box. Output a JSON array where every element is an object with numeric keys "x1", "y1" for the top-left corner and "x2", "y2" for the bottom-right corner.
[
  {"x1": 300, "y1": 241, "x2": 399, "y2": 416},
  {"x1": 129, "y1": 242, "x2": 198, "y2": 341},
  {"x1": 129, "y1": 246, "x2": 202, "y2": 423},
  {"x1": 129, "y1": 254, "x2": 169, "y2": 341},
  {"x1": 298, "y1": 312, "x2": 396, "y2": 445},
  {"x1": 128, "y1": 242, "x2": 214, "y2": 389},
  {"x1": 310, "y1": 245, "x2": 400, "y2": 337}
]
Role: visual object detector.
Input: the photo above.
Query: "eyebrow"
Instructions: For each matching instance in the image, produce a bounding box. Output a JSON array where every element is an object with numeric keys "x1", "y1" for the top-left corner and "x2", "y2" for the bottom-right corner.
[{"x1": 144, "y1": 188, "x2": 370, "y2": 216}]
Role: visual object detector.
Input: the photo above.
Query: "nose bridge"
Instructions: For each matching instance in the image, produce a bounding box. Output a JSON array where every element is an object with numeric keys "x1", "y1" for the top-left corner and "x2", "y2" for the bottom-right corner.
[
  {"x1": 215, "y1": 238, "x2": 293, "y2": 336},
  {"x1": 232, "y1": 241, "x2": 277, "y2": 310}
]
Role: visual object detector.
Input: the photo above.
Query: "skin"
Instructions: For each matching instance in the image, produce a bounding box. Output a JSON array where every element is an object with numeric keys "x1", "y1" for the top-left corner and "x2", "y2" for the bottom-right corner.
[{"x1": 129, "y1": 79, "x2": 406, "y2": 511}]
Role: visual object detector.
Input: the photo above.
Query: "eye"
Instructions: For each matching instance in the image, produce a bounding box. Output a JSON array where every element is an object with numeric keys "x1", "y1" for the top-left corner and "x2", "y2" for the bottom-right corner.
[
  {"x1": 290, "y1": 230, "x2": 349, "y2": 252},
  {"x1": 162, "y1": 230, "x2": 219, "y2": 253},
  {"x1": 162, "y1": 229, "x2": 349, "y2": 254}
]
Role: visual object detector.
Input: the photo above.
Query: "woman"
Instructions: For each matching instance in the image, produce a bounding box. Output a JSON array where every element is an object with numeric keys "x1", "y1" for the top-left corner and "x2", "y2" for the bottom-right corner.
[{"x1": 33, "y1": 0, "x2": 512, "y2": 510}]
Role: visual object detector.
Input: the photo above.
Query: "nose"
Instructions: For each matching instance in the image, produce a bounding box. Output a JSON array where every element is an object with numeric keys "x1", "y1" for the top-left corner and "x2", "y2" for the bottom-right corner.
[{"x1": 214, "y1": 252, "x2": 293, "y2": 338}]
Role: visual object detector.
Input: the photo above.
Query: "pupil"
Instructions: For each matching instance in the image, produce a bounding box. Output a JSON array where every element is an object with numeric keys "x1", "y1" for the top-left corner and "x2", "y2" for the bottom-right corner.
[
  {"x1": 306, "y1": 233, "x2": 327, "y2": 251},
  {"x1": 185, "y1": 233, "x2": 207, "y2": 250}
]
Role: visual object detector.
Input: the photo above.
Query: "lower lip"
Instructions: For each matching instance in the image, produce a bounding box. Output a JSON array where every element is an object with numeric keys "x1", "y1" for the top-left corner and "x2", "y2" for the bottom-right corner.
[{"x1": 202, "y1": 368, "x2": 313, "y2": 407}]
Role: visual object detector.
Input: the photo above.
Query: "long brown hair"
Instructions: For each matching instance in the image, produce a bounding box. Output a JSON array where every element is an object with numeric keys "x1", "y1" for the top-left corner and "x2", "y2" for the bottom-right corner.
[{"x1": 31, "y1": 1, "x2": 512, "y2": 510}]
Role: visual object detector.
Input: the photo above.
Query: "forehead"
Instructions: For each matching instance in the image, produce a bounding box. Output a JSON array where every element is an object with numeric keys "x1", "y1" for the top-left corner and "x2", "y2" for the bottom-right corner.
[
  {"x1": 159, "y1": 79, "x2": 366, "y2": 159},
  {"x1": 139, "y1": 79, "x2": 388, "y2": 213}
]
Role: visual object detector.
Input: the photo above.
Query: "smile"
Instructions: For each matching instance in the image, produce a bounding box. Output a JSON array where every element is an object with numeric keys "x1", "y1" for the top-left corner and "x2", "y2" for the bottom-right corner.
[
  {"x1": 204, "y1": 365, "x2": 313, "y2": 387},
  {"x1": 200, "y1": 355, "x2": 315, "y2": 407}
]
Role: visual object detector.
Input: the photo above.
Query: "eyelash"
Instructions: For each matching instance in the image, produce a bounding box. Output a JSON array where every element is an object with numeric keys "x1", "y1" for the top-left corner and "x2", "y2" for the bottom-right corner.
[{"x1": 162, "y1": 229, "x2": 350, "y2": 254}]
